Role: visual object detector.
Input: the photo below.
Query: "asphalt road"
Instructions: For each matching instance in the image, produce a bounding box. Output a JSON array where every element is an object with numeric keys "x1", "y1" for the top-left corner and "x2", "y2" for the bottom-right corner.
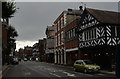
[{"x1": 2, "y1": 60, "x2": 115, "y2": 79}]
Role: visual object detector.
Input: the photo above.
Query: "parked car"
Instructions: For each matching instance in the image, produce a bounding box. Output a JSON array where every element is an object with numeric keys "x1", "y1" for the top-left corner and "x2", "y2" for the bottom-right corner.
[
  {"x1": 36, "y1": 58, "x2": 39, "y2": 62},
  {"x1": 24, "y1": 58, "x2": 27, "y2": 61},
  {"x1": 11, "y1": 58, "x2": 19, "y2": 65},
  {"x1": 73, "y1": 60, "x2": 100, "y2": 73}
]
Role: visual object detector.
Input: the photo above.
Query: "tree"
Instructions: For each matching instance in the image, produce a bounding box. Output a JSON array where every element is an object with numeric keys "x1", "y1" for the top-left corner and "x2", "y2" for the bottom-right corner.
[
  {"x1": 2, "y1": 2, "x2": 17, "y2": 24},
  {"x1": 2, "y1": 1, "x2": 18, "y2": 65},
  {"x1": 7, "y1": 25, "x2": 18, "y2": 55}
]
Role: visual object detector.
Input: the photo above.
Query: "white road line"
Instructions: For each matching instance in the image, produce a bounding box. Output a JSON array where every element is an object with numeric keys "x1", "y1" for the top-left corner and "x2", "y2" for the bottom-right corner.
[
  {"x1": 49, "y1": 73, "x2": 61, "y2": 77},
  {"x1": 63, "y1": 71, "x2": 76, "y2": 77},
  {"x1": 73, "y1": 71, "x2": 93, "y2": 77}
]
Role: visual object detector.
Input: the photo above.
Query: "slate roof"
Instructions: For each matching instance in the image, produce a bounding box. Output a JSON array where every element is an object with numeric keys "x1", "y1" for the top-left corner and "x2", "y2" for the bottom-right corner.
[{"x1": 86, "y1": 8, "x2": 120, "y2": 25}]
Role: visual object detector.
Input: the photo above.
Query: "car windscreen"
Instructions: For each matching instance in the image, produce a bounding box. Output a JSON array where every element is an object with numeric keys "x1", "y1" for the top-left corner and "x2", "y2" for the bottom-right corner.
[{"x1": 84, "y1": 61, "x2": 94, "y2": 65}]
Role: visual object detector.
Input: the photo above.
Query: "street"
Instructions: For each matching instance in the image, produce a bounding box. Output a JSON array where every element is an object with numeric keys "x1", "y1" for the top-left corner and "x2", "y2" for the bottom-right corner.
[{"x1": 2, "y1": 61, "x2": 115, "y2": 79}]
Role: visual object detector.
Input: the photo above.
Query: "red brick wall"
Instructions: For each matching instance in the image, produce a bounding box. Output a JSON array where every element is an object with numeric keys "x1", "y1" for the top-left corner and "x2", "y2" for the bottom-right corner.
[
  {"x1": 65, "y1": 39, "x2": 78, "y2": 49},
  {"x1": 2, "y1": 24, "x2": 7, "y2": 46},
  {"x1": 65, "y1": 18, "x2": 80, "y2": 50},
  {"x1": 65, "y1": 19, "x2": 78, "y2": 32},
  {"x1": 55, "y1": 15, "x2": 64, "y2": 50}
]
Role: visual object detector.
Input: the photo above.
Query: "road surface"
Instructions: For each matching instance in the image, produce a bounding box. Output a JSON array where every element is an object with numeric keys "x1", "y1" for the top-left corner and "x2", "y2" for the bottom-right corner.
[{"x1": 2, "y1": 60, "x2": 115, "y2": 79}]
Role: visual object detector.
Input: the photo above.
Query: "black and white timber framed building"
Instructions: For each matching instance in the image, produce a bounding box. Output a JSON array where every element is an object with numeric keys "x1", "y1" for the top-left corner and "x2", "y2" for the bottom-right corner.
[{"x1": 78, "y1": 8, "x2": 120, "y2": 69}]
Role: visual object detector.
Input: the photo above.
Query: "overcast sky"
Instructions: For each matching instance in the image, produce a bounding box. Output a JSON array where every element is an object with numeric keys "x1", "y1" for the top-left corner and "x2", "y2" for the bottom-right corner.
[{"x1": 9, "y1": 2, "x2": 119, "y2": 51}]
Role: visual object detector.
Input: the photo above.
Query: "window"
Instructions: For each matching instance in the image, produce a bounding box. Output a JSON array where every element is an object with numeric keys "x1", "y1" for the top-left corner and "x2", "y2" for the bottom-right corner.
[
  {"x1": 61, "y1": 18, "x2": 63, "y2": 28},
  {"x1": 58, "y1": 21, "x2": 60, "y2": 31},
  {"x1": 71, "y1": 30, "x2": 72, "y2": 38},
  {"x1": 94, "y1": 28, "x2": 96, "y2": 38},
  {"x1": 87, "y1": 31, "x2": 89, "y2": 40},
  {"x1": 82, "y1": 32, "x2": 85, "y2": 41},
  {"x1": 84, "y1": 32, "x2": 86, "y2": 41},
  {"x1": 69, "y1": 31, "x2": 70, "y2": 39},
  {"x1": 61, "y1": 32, "x2": 64, "y2": 45},
  {"x1": 58, "y1": 34, "x2": 60, "y2": 46},
  {"x1": 91, "y1": 29, "x2": 94, "y2": 39},
  {"x1": 73, "y1": 28, "x2": 75, "y2": 37},
  {"x1": 56, "y1": 36, "x2": 57, "y2": 47},
  {"x1": 55, "y1": 24, "x2": 57, "y2": 33},
  {"x1": 89, "y1": 30, "x2": 91, "y2": 40}
]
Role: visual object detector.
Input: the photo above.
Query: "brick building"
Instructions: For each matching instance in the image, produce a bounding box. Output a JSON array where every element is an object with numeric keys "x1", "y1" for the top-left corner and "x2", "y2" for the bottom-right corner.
[
  {"x1": 18, "y1": 48, "x2": 24, "y2": 59},
  {"x1": 38, "y1": 38, "x2": 46, "y2": 62},
  {"x1": 65, "y1": 17, "x2": 81, "y2": 65},
  {"x1": 54, "y1": 7, "x2": 83, "y2": 65},
  {"x1": 24, "y1": 46, "x2": 33, "y2": 60}
]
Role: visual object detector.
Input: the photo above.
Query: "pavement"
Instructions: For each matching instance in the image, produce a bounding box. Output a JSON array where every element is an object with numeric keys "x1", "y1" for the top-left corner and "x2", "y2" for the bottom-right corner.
[
  {"x1": 0, "y1": 64, "x2": 12, "y2": 79},
  {"x1": 99, "y1": 70, "x2": 115, "y2": 75}
]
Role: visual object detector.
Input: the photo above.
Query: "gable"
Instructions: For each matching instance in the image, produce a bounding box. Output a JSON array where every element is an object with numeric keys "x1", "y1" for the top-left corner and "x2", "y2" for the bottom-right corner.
[{"x1": 79, "y1": 9, "x2": 100, "y2": 31}]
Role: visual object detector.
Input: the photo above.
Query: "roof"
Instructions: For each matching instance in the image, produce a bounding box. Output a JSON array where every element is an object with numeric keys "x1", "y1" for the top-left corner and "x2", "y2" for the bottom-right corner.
[
  {"x1": 54, "y1": 9, "x2": 83, "y2": 24},
  {"x1": 86, "y1": 8, "x2": 120, "y2": 25}
]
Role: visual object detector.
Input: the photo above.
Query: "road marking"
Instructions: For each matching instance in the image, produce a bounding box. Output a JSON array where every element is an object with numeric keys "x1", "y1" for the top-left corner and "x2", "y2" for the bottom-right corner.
[
  {"x1": 58, "y1": 70, "x2": 64, "y2": 72},
  {"x1": 49, "y1": 73, "x2": 61, "y2": 77},
  {"x1": 25, "y1": 72, "x2": 31, "y2": 76},
  {"x1": 73, "y1": 71, "x2": 94, "y2": 77},
  {"x1": 63, "y1": 71, "x2": 76, "y2": 77}
]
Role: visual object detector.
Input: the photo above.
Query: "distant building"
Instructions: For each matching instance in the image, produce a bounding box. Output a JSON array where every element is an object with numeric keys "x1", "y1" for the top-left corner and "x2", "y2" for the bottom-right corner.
[
  {"x1": 78, "y1": 8, "x2": 120, "y2": 69},
  {"x1": 18, "y1": 48, "x2": 24, "y2": 59},
  {"x1": 24, "y1": 46, "x2": 33, "y2": 60},
  {"x1": 38, "y1": 38, "x2": 46, "y2": 62},
  {"x1": 45, "y1": 25, "x2": 55, "y2": 63},
  {"x1": 32, "y1": 43, "x2": 39, "y2": 60},
  {"x1": 54, "y1": 7, "x2": 83, "y2": 65}
]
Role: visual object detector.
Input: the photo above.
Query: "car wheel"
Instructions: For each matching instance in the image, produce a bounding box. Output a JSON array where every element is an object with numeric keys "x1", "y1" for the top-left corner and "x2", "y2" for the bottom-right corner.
[{"x1": 84, "y1": 69, "x2": 87, "y2": 73}]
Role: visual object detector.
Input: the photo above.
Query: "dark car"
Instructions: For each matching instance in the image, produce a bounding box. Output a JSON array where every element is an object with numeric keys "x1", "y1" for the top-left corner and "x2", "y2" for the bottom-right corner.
[
  {"x1": 24, "y1": 58, "x2": 27, "y2": 61},
  {"x1": 11, "y1": 58, "x2": 19, "y2": 65}
]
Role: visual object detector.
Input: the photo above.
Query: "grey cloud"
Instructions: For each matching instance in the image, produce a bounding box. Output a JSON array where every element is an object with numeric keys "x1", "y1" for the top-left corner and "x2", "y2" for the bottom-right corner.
[{"x1": 10, "y1": 2, "x2": 118, "y2": 41}]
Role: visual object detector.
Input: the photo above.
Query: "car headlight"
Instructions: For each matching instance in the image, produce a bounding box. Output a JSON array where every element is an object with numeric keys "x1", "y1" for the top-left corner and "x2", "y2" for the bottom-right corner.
[{"x1": 88, "y1": 66, "x2": 92, "y2": 69}]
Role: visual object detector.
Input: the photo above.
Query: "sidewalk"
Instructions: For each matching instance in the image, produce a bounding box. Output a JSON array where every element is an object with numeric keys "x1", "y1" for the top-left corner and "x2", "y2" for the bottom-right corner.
[
  {"x1": 99, "y1": 70, "x2": 115, "y2": 75},
  {"x1": 0, "y1": 64, "x2": 11, "y2": 79}
]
